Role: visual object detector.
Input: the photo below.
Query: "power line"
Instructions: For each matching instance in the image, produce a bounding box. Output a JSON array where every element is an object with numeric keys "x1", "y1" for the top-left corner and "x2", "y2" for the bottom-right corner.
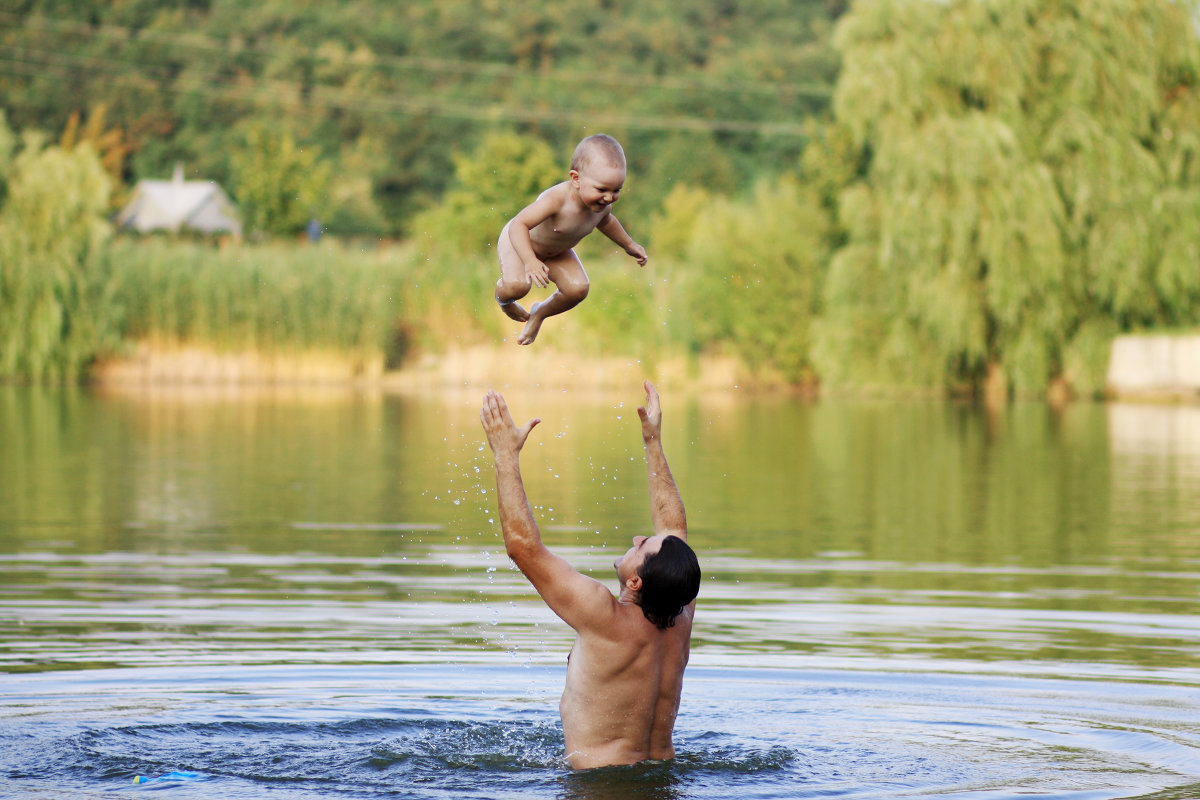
[
  {"x1": 0, "y1": 48, "x2": 814, "y2": 136},
  {"x1": 1, "y1": 11, "x2": 833, "y2": 99}
]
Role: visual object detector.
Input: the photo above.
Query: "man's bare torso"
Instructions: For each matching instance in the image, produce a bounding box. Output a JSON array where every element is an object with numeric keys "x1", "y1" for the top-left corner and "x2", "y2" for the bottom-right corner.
[
  {"x1": 558, "y1": 603, "x2": 693, "y2": 770},
  {"x1": 525, "y1": 182, "x2": 611, "y2": 259}
]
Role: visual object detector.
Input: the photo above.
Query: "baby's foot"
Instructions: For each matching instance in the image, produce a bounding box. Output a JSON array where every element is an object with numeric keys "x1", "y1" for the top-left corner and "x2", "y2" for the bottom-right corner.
[
  {"x1": 517, "y1": 302, "x2": 545, "y2": 345},
  {"x1": 498, "y1": 300, "x2": 529, "y2": 323}
]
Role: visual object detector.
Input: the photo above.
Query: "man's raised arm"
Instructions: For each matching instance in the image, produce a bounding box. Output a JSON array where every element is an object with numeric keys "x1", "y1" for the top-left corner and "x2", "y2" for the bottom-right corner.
[
  {"x1": 479, "y1": 390, "x2": 543, "y2": 561},
  {"x1": 637, "y1": 381, "x2": 686, "y2": 542},
  {"x1": 480, "y1": 391, "x2": 614, "y2": 632}
]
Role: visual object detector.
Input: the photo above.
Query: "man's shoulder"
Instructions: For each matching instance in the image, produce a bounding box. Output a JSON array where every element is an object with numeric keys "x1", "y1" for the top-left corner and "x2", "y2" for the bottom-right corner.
[
  {"x1": 577, "y1": 603, "x2": 690, "y2": 651},
  {"x1": 514, "y1": 545, "x2": 620, "y2": 632}
]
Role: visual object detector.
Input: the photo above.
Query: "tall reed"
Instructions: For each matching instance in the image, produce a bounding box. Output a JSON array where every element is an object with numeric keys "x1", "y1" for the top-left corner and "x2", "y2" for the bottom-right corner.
[{"x1": 109, "y1": 238, "x2": 416, "y2": 361}]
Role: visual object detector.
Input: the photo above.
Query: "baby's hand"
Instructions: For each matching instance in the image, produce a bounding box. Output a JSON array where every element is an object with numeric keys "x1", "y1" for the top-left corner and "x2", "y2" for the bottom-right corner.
[
  {"x1": 524, "y1": 259, "x2": 551, "y2": 288},
  {"x1": 626, "y1": 242, "x2": 648, "y2": 267}
]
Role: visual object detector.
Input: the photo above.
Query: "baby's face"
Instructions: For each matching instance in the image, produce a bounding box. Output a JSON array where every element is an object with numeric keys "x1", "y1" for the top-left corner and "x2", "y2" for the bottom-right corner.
[{"x1": 573, "y1": 162, "x2": 627, "y2": 212}]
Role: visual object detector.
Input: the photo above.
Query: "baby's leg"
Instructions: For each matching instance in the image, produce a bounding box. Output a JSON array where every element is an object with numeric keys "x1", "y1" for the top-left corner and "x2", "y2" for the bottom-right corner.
[
  {"x1": 519, "y1": 252, "x2": 589, "y2": 345},
  {"x1": 495, "y1": 223, "x2": 531, "y2": 322}
]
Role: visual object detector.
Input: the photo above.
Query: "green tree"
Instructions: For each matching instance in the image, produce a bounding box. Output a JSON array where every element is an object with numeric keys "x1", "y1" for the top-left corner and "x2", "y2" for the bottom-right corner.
[
  {"x1": 814, "y1": 0, "x2": 1200, "y2": 397},
  {"x1": 1, "y1": 1, "x2": 839, "y2": 237},
  {"x1": 682, "y1": 176, "x2": 830, "y2": 383},
  {"x1": 0, "y1": 134, "x2": 117, "y2": 380},
  {"x1": 230, "y1": 127, "x2": 332, "y2": 237},
  {"x1": 323, "y1": 134, "x2": 389, "y2": 236},
  {"x1": 410, "y1": 131, "x2": 559, "y2": 255},
  {"x1": 59, "y1": 104, "x2": 132, "y2": 208},
  {"x1": 0, "y1": 112, "x2": 16, "y2": 209}
]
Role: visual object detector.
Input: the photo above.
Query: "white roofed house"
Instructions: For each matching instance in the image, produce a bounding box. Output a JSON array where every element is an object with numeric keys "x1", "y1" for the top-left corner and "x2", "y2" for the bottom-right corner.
[{"x1": 116, "y1": 164, "x2": 242, "y2": 236}]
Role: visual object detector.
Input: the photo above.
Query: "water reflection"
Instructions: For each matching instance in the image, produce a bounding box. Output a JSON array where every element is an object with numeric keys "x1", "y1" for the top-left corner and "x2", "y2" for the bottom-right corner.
[
  {"x1": 1108, "y1": 403, "x2": 1200, "y2": 559},
  {"x1": 1, "y1": 386, "x2": 1199, "y2": 677}
]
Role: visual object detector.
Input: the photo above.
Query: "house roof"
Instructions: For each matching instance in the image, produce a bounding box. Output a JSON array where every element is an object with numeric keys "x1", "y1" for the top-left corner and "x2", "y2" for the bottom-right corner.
[{"x1": 116, "y1": 165, "x2": 241, "y2": 234}]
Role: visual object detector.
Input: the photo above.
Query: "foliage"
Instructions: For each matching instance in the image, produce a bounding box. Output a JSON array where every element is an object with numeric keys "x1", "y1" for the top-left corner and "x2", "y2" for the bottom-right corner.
[
  {"x1": 0, "y1": 134, "x2": 118, "y2": 381},
  {"x1": 624, "y1": 132, "x2": 739, "y2": 226},
  {"x1": 410, "y1": 131, "x2": 559, "y2": 256},
  {"x1": 323, "y1": 134, "x2": 390, "y2": 236},
  {"x1": 1, "y1": 0, "x2": 839, "y2": 236},
  {"x1": 559, "y1": 259, "x2": 666, "y2": 358},
  {"x1": 648, "y1": 183, "x2": 712, "y2": 260},
  {"x1": 110, "y1": 238, "x2": 408, "y2": 357},
  {"x1": 679, "y1": 176, "x2": 830, "y2": 383},
  {"x1": 229, "y1": 126, "x2": 332, "y2": 237},
  {"x1": 814, "y1": 0, "x2": 1200, "y2": 397},
  {"x1": 0, "y1": 111, "x2": 16, "y2": 208},
  {"x1": 59, "y1": 104, "x2": 132, "y2": 208}
]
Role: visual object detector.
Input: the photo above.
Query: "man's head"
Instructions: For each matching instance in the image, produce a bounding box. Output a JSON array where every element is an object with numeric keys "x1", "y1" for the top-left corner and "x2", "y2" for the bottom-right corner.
[{"x1": 615, "y1": 534, "x2": 700, "y2": 630}]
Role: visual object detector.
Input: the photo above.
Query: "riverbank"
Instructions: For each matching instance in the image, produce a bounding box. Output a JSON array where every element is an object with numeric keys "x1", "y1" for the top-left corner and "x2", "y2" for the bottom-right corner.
[
  {"x1": 91, "y1": 341, "x2": 760, "y2": 393},
  {"x1": 92, "y1": 333, "x2": 1200, "y2": 401}
]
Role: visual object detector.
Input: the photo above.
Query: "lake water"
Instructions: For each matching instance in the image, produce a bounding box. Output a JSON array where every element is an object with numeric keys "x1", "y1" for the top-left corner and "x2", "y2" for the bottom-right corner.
[{"x1": 1, "y1": 384, "x2": 1199, "y2": 799}]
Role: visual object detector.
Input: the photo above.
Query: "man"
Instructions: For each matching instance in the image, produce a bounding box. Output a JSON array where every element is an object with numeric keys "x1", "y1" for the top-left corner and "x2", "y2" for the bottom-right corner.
[{"x1": 479, "y1": 380, "x2": 700, "y2": 769}]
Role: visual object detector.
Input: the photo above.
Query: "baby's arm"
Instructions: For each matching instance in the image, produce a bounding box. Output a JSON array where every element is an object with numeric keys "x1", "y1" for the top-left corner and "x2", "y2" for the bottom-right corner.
[
  {"x1": 508, "y1": 186, "x2": 567, "y2": 288},
  {"x1": 597, "y1": 214, "x2": 648, "y2": 266}
]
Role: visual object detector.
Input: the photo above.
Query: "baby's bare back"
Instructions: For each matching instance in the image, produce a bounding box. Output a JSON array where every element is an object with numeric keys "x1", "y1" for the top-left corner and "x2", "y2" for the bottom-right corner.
[{"x1": 558, "y1": 607, "x2": 692, "y2": 769}]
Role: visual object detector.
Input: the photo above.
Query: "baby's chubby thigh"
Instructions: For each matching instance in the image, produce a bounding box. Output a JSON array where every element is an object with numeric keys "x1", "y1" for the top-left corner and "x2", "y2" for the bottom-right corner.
[
  {"x1": 546, "y1": 250, "x2": 590, "y2": 304},
  {"x1": 496, "y1": 222, "x2": 531, "y2": 299}
]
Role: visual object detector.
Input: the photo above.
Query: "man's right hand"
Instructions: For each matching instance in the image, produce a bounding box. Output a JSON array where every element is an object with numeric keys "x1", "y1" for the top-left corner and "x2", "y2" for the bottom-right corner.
[
  {"x1": 480, "y1": 391, "x2": 541, "y2": 461},
  {"x1": 637, "y1": 380, "x2": 662, "y2": 443}
]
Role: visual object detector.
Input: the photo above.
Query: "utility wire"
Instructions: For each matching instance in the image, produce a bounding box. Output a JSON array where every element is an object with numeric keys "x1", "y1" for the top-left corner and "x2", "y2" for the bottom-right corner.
[
  {"x1": 1, "y1": 11, "x2": 834, "y2": 99},
  {"x1": 0, "y1": 48, "x2": 814, "y2": 136}
]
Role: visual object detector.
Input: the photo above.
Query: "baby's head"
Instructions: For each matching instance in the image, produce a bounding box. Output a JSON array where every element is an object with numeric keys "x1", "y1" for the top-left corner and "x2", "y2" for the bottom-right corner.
[
  {"x1": 570, "y1": 134, "x2": 626, "y2": 176},
  {"x1": 569, "y1": 134, "x2": 628, "y2": 211}
]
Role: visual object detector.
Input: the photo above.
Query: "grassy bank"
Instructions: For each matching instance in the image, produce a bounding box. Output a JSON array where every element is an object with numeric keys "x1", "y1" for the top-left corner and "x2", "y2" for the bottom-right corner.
[
  {"x1": 96, "y1": 236, "x2": 717, "y2": 387},
  {"x1": 110, "y1": 238, "x2": 413, "y2": 363}
]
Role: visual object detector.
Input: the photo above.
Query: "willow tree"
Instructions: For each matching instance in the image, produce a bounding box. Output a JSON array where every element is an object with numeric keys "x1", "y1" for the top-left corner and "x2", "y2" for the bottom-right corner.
[
  {"x1": 813, "y1": 0, "x2": 1200, "y2": 397},
  {"x1": 0, "y1": 130, "x2": 117, "y2": 381}
]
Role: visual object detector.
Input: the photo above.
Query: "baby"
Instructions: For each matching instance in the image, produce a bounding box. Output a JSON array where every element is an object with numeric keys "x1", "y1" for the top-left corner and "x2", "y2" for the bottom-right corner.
[{"x1": 495, "y1": 134, "x2": 648, "y2": 345}]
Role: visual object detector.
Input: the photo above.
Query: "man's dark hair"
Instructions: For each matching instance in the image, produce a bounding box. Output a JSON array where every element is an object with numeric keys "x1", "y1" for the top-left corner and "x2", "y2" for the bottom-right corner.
[{"x1": 637, "y1": 535, "x2": 700, "y2": 630}]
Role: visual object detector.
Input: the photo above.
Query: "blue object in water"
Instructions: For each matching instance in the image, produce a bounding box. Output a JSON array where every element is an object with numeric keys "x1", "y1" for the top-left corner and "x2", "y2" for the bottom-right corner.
[{"x1": 133, "y1": 771, "x2": 208, "y2": 784}]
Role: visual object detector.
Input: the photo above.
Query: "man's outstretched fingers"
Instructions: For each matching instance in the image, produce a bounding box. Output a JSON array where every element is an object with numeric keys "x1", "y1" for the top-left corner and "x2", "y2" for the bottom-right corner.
[
  {"x1": 638, "y1": 380, "x2": 662, "y2": 437},
  {"x1": 481, "y1": 391, "x2": 502, "y2": 430},
  {"x1": 481, "y1": 390, "x2": 542, "y2": 454}
]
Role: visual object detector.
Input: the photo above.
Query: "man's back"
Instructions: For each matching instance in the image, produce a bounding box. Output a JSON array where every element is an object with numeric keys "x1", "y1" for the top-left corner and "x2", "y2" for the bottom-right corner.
[{"x1": 559, "y1": 601, "x2": 693, "y2": 769}]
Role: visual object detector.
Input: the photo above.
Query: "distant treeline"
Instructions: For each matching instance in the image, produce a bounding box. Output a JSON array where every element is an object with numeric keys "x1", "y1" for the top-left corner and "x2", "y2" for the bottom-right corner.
[
  {"x1": 0, "y1": 0, "x2": 841, "y2": 236},
  {"x1": 1, "y1": 0, "x2": 1199, "y2": 399}
]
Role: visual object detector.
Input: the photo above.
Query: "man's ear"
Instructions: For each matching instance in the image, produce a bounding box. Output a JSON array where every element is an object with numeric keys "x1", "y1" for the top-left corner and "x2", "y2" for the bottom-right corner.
[{"x1": 626, "y1": 574, "x2": 643, "y2": 593}]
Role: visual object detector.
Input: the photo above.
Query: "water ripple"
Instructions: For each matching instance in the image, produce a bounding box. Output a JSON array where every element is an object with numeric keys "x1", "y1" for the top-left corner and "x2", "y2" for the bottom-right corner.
[{"x1": 1, "y1": 664, "x2": 1198, "y2": 799}]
